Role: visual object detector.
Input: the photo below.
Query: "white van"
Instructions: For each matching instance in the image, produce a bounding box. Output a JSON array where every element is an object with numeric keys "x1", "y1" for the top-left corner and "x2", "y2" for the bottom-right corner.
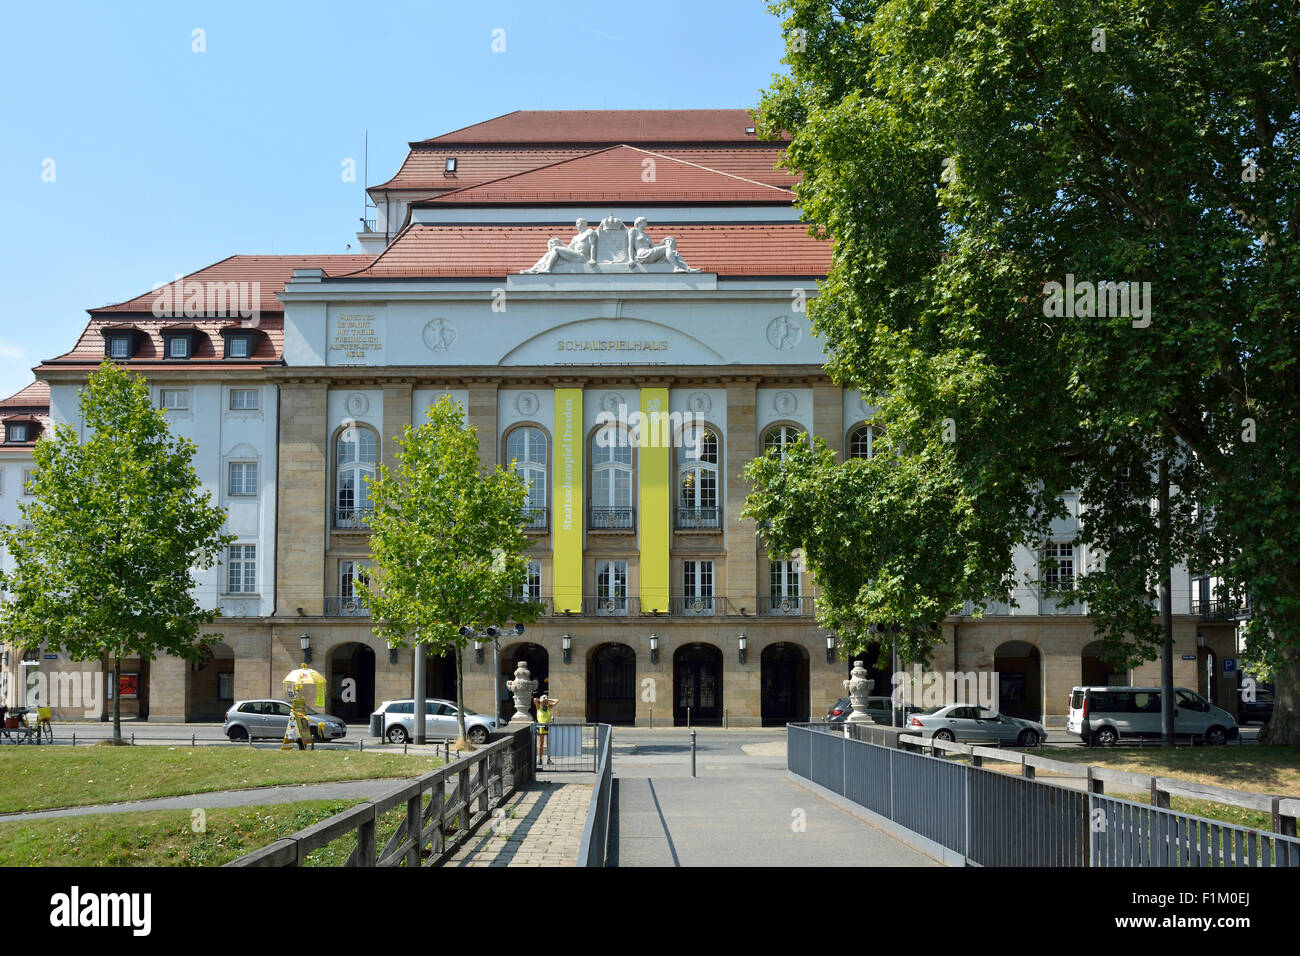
[{"x1": 1066, "y1": 686, "x2": 1238, "y2": 746}]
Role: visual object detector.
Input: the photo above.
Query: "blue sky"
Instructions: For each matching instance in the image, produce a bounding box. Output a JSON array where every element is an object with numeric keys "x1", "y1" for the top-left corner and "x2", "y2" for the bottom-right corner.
[{"x1": 0, "y1": 0, "x2": 789, "y2": 399}]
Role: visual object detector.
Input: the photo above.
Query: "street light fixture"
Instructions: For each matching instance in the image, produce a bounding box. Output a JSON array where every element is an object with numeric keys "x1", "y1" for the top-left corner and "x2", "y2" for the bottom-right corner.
[
  {"x1": 299, "y1": 633, "x2": 312, "y2": 664},
  {"x1": 738, "y1": 633, "x2": 747, "y2": 664},
  {"x1": 649, "y1": 633, "x2": 659, "y2": 665},
  {"x1": 562, "y1": 633, "x2": 572, "y2": 665},
  {"x1": 825, "y1": 634, "x2": 836, "y2": 664}
]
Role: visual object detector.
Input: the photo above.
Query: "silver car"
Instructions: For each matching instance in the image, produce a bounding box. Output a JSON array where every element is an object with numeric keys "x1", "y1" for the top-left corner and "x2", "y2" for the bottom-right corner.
[
  {"x1": 906, "y1": 704, "x2": 1046, "y2": 747},
  {"x1": 223, "y1": 699, "x2": 348, "y2": 742},
  {"x1": 373, "y1": 698, "x2": 497, "y2": 745}
]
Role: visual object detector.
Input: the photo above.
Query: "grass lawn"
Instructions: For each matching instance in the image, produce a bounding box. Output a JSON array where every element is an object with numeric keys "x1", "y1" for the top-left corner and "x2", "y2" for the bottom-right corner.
[
  {"x1": 0, "y1": 747, "x2": 441, "y2": 814},
  {"x1": 0, "y1": 801, "x2": 363, "y2": 866}
]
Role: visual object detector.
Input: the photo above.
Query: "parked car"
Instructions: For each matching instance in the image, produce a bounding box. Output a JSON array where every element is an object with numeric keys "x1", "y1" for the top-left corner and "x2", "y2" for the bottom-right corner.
[
  {"x1": 372, "y1": 698, "x2": 497, "y2": 744},
  {"x1": 825, "y1": 698, "x2": 852, "y2": 723},
  {"x1": 1066, "y1": 686, "x2": 1238, "y2": 745},
  {"x1": 1237, "y1": 679, "x2": 1274, "y2": 725},
  {"x1": 223, "y1": 699, "x2": 347, "y2": 742},
  {"x1": 906, "y1": 704, "x2": 1047, "y2": 746},
  {"x1": 828, "y1": 696, "x2": 920, "y2": 726}
]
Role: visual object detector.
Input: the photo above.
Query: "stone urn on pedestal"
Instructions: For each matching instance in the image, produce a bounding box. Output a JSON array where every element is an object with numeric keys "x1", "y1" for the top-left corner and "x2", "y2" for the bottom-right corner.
[
  {"x1": 506, "y1": 660, "x2": 537, "y2": 725},
  {"x1": 843, "y1": 660, "x2": 876, "y2": 723}
]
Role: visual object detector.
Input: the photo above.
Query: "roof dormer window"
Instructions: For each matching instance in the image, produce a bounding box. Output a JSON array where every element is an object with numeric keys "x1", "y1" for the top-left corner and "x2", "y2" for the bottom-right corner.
[
  {"x1": 445, "y1": 157, "x2": 458, "y2": 173},
  {"x1": 161, "y1": 327, "x2": 200, "y2": 361},
  {"x1": 168, "y1": 336, "x2": 190, "y2": 359},
  {"x1": 107, "y1": 335, "x2": 133, "y2": 360},
  {"x1": 5, "y1": 423, "x2": 29, "y2": 443},
  {"x1": 226, "y1": 335, "x2": 251, "y2": 359}
]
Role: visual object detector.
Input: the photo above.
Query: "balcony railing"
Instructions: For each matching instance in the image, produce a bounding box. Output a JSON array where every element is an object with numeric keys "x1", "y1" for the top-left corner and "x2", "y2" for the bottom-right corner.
[
  {"x1": 589, "y1": 507, "x2": 635, "y2": 530},
  {"x1": 583, "y1": 594, "x2": 634, "y2": 616},
  {"x1": 759, "y1": 595, "x2": 814, "y2": 616},
  {"x1": 324, "y1": 595, "x2": 370, "y2": 617},
  {"x1": 676, "y1": 506, "x2": 721, "y2": 530},
  {"x1": 521, "y1": 507, "x2": 548, "y2": 531},
  {"x1": 670, "y1": 595, "x2": 716, "y2": 616},
  {"x1": 1192, "y1": 597, "x2": 1251, "y2": 621},
  {"x1": 333, "y1": 506, "x2": 372, "y2": 530}
]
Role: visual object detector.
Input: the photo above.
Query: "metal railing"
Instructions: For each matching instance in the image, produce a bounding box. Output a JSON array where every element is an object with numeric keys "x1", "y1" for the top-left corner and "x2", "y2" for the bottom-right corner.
[
  {"x1": 1192, "y1": 597, "x2": 1251, "y2": 621},
  {"x1": 788, "y1": 723, "x2": 1300, "y2": 867},
  {"x1": 577, "y1": 724, "x2": 614, "y2": 867},
  {"x1": 759, "y1": 594, "x2": 814, "y2": 616},
  {"x1": 333, "y1": 506, "x2": 372, "y2": 530},
  {"x1": 675, "y1": 506, "x2": 720, "y2": 530},
  {"x1": 225, "y1": 726, "x2": 534, "y2": 867},
  {"x1": 323, "y1": 595, "x2": 370, "y2": 617},
  {"x1": 521, "y1": 507, "x2": 548, "y2": 531},
  {"x1": 589, "y1": 507, "x2": 635, "y2": 530},
  {"x1": 582, "y1": 594, "x2": 634, "y2": 616},
  {"x1": 669, "y1": 595, "x2": 716, "y2": 616},
  {"x1": 533, "y1": 721, "x2": 603, "y2": 772}
]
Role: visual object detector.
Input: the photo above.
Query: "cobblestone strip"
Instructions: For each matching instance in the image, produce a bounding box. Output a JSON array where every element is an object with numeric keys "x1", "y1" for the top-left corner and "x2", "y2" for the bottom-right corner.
[{"x1": 447, "y1": 781, "x2": 592, "y2": 867}]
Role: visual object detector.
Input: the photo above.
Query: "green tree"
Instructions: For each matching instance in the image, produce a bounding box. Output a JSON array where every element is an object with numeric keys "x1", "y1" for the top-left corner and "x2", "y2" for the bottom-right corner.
[
  {"x1": 0, "y1": 360, "x2": 234, "y2": 743},
  {"x1": 359, "y1": 396, "x2": 539, "y2": 748},
  {"x1": 755, "y1": 0, "x2": 1300, "y2": 741}
]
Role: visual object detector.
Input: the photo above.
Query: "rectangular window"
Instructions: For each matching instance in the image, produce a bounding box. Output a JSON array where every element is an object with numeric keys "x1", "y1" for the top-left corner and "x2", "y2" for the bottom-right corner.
[
  {"x1": 227, "y1": 462, "x2": 258, "y2": 496},
  {"x1": 108, "y1": 336, "x2": 131, "y2": 359},
  {"x1": 229, "y1": 388, "x2": 259, "y2": 410},
  {"x1": 226, "y1": 336, "x2": 251, "y2": 359},
  {"x1": 524, "y1": 560, "x2": 541, "y2": 602},
  {"x1": 595, "y1": 560, "x2": 628, "y2": 614},
  {"x1": 226, "y1": 544, "x2": 257, "y2": 594},
  {"x1": 682, "y1": 560, "x2": 714, "y2": 614},
  {"x1": 1041, "y1": 541, "x2": 1075, "y2": 591},
  {"x1": 22, "y1": 469, "x2": 35, "y2": 496},
  {"x1": 340, "y1": 560, "x2": 369, "y2": 599},
  {"x1": 159, "y1": 389, "x2": 189, "y2": 411},
  {"x1": 167, "y1": 337, "x2": 190, "y2": 359},
  {"x1": 6, "y1": 424, "x2": 29, "y2": 443},
  {"x1": 217, "y1": 672, "x2": 234, "y2": 700}
]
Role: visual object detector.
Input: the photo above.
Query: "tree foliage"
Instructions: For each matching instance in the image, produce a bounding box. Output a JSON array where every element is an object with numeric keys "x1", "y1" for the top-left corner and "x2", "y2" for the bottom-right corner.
[
  {"x1": 359, "y1": 396, "x2": 539, "y2": 746},
  {"x1": 754, "y1": 0, "x2": 1300, "y2": 740},
  {"x1": 0, "y1": 360, "x2": 233, "y2": 741}
]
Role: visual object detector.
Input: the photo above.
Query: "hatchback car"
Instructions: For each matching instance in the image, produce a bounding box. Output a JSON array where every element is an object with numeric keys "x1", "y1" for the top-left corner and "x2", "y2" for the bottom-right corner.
[
  {"x1": 223, "y1": 699, "x2": 348, "y2": 742},
  {"x1": 372, "y1": 698, "x2": 497, "y2": 744},
  {"x1": 906, "y1": 704, "x2": 1046, "y2": 747}
]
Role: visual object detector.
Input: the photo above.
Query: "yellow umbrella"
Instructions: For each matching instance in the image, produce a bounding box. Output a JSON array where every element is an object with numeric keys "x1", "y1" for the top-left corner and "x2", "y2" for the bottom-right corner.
[{"x1": 282, "y1": 664, "x2": 327, "y2": 708}]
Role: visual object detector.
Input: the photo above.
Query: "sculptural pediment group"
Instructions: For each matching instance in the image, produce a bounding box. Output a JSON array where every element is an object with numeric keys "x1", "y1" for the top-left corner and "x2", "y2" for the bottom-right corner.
[{"x1": 522, "y1": 215, "x2": 702, "y2": 274}]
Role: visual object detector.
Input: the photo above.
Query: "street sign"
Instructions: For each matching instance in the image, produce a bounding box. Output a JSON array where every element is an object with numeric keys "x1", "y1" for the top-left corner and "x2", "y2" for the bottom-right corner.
[
  {"x1": 1180, "y1": 654, "x2": 1195, "y2": 661},
  {"x1": 1223, "y1": 658, "x2": 1236, "y2": 673}
]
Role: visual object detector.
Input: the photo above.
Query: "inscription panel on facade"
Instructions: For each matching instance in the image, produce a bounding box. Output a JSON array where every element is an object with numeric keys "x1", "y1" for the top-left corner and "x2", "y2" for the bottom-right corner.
[{"x1": 328, "y1": 308, "x2": 386, "y2": 365}]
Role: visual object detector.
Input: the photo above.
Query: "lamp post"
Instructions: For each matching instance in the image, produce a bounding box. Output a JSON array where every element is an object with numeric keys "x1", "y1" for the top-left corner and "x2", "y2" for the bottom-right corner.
[{"x1": 464, "y1": 623, "x2": 525, "y2": 728}]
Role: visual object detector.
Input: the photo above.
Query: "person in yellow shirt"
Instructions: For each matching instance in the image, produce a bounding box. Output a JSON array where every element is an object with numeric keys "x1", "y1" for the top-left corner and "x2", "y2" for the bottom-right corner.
[{"x1": 533, "y1": 693, "x2": 558, "y2": 766}]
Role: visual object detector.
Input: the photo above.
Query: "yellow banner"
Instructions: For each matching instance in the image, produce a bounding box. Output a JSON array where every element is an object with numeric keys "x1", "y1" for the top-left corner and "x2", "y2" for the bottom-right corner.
[
  {"x1": 639, "y1": 387, "x2": 671, "y2": 612},
  {"x1": 552, "y1": 389, "x2": 583, "y2": 612}
]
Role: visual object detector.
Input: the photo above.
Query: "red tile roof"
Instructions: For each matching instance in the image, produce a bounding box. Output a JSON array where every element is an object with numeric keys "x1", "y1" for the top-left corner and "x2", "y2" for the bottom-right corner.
[
  {"x1": 374, "y1": 145, "x2": 795, "y2": 192},
  {"x1": 92, "y1": 254, "x2": 373, "y2": 315},
  {"x1": 340, "y1": 222, "x2": 830, "y2": 278},
  {"x1": 420, "y1": 147, "x2": 795, "y2": 206},
  {"x1": 417, "y1": 109, "x2": 781, "y2": 146},
  {"x1": 0, "y1": 381, "x2": 49, "y2": 410},
  {"x1": 0, "y1": 381, "x2": 50, "y2": 446},
  {"x1": 45, "y1": 317, "x2": 284, "y2": 368}
]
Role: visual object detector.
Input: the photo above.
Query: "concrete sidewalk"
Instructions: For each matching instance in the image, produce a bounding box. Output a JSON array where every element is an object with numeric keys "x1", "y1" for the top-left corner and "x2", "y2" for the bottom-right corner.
[{"x1": 611, "y1": 746, "x2": 938, "y2": 867}]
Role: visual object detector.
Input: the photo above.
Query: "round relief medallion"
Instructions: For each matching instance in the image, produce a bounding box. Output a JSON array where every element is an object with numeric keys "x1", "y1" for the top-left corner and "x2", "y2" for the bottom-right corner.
[
  {"x1": 774, "y1": 391, "x2": 797, "y2": 415},
  {"x1": 344, "y1": 392, "x2": 369, "y2": 418},
  {"x1": 515, "y1": 392, "x2": 539, "y2": 416},
  {"x1": 766, "y1": 315, "x2": 801, "y2": 350},
  {"x1": 601, "y1": 392, "x2": 625, "y2": 415},
  {"x1": 423, "y1": 317, "x2": 457, "y2": 352},
  {"x1": 688, "y1": 392, "x2": 712, "y2": 414}
]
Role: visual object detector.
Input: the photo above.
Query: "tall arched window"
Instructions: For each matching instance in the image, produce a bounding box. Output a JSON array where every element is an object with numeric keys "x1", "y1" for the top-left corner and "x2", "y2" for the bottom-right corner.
[
  {"x1": 335, "y1": 426, "x2": 378, "y2": 528},
  {"x1": 848, "y1": 424, "x2": 874, "y2": 460},
  {"x1": 763, "y1": 424, "x2": 804, "y2": 458},
  {"x1": 506, "y1": 426, "x2": 548, "y2": 529},
  {"x1": 678, "y1": 425, "x2": 719, "y2": 529},
  {"x1": 591, "y1": 425, "x2": 634, "y2": 529}
]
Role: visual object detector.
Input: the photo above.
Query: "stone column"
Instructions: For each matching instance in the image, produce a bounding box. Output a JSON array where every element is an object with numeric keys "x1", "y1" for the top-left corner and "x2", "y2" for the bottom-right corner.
[{"x1": 276, "y1": 381, "x2": 328, "y2": 616}]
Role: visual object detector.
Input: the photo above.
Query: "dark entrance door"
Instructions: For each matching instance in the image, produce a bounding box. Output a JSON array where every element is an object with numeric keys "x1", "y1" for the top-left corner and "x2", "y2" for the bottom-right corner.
[
  {"x1": 674, "y1": 643, "x2": 722, "y2": 725},
  {"x1": 330, "y1": 644, "x2": 376, "y2": 723},
  {"x1": 762, "y1": 643, "x2": 808, "y2": 725},
  {"x1": 588, "y1": 643, "x2": 636, "y2": 724}
]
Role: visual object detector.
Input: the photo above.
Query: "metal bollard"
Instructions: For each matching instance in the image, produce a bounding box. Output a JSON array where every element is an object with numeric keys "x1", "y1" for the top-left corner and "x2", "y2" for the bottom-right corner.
[
  {"x1": 687, "y1": 706, "x2": 692, "y2": 729},
  {"x1": 648, "y1": 705, "x2": 653, "y2": 729},
  {"x1": 404, "y1": 741, "x2": 408, "y2": 755},
  {"x1": 192, "y1": 734, "x2": 196, "y2": 747},
  {"x1": 71, "y1": 733, "x2": 75, "y2": 747},
  {"x1": 690, "y1": 729, "x2": 697, "y2": 777},
  {"x1": 724, "y1": 708, "x2": 728, "y2": 729},
  {"x1": 359, "y1": 740, "x2": 364, "y2": 752},
  {"x1": 444, "y1": 740, "x2": 450, "y2": 763},
  {"x1": 131, "y1": 733, "x2": 134, "y2": 746}
]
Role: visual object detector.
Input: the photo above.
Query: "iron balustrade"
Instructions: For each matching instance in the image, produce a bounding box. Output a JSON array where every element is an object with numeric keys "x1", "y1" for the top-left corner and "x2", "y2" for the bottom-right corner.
[
  {"x1": 675, "y1": 506, "x2": 720, "y2": 530},
  {"x1": 670, "y1": 594, "x2": 717, "y2": 616},
  {"x1": 1192, "y1": 597, "x2": 1251, "y2": 621},
  {"x1": 324, "y1": 595, "x2": 370, "y2": 617},
  {"x1": 521, "y1": 507, "x2": 548, "y2": 531},
  {"x1": 759, "y1": 594, "x2": 814, "y2": 616},
  {"x1": 333, "y1": 506, "x2": 373, "y2": 530},
  {"x1": 589, "y1": 507, "x2": 635, "y2": 530},
  {"x1": 582, "y1": 595, "x2": 635, "y2": 616}
]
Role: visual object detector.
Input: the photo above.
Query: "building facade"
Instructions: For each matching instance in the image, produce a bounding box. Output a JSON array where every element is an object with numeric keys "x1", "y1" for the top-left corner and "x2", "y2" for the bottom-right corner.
[{"x1": 4, "y1": 109, "x2": 1240, "y2": 727}]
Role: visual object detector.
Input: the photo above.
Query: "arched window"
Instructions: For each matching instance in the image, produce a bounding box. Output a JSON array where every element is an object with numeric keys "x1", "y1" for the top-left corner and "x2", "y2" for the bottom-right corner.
[
  {"x1": 763, "y1": 424, "x2": 804, "y2": 458},
  {"x1": 506, "y1": 426, "x2": 548, "y2": 529},
  {"x1": 335, "y1": 426, "x2": 378, "y2": 528},
  {"x1": 591, "y1": 425, "x2": 634, "y2": 529},
  {"x1": 677, "y1": 425, "x2": 720, "y2": 529},
  {"x1": 848, "y1": 424, "x2": 874, "y2": 460}
]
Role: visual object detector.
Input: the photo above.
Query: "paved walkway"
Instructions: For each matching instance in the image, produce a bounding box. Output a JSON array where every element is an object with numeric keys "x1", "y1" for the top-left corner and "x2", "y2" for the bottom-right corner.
[
  {"x1": 612, "y1": 732, "x2": 938, "y2": 866},
  {"x1": 0, "y1": 779, "x2": 409, "y2": 823},
  {"x1": 446, "y1": 781, "x2": 591, "y2": 867}
]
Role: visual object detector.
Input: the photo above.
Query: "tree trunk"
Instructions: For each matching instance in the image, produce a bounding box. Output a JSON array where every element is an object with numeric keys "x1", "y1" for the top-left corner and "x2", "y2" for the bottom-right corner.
[
  {"x1": 1158, "y1": 457, "x2": 1174, "y2": 746},
  {"x1": 454, "y1": 645, "x2": 470, "y2": 749},
  {"x1": 1259, "y1": 643, "x2": 1300, "y2": 745},
  {"x1": 112, "y1": 653, "x2": 122, "y2": 744}
]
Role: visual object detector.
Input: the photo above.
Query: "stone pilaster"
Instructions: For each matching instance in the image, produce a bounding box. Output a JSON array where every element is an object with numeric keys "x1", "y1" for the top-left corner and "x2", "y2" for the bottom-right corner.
[
  {"x1": 276, "y1": 382, "x2": 328, "y2": 616},
  {"x1": 466, "y1": 383, "x2": 499, "y2": 470},
  {"x1": 724, "y1": 381, "x2": 758, "y2": 612},
  {"x1": 382, "y1": 382, "x2": 412, "y2": 471}
]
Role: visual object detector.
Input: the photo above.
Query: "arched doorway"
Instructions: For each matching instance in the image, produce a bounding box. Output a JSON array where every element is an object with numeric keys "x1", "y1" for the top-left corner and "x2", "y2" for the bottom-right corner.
[
  {"x1": 187, "y1": 642, "x2": 234, "y2": 721},
  {"x1": 500, "y1": 642, "x2": 549, "y2": 722},
  {"x1": 994, "y1": 641, "x2": 1041, "y2": 720},
  {"x1": 762, "y1": 643, "x2": 809, "y2": 725},
  {"x1": 329, "y1": 643, "x2": 376, "y2": 723},
  {"x1": 587, "y1": 643, "x2": 637, "y2": 725},
  {"x1": 674, "y1": 643, "x2": 722, "y2": 726},
  {"x1": 1081, "y1": 640, "x2": 1128, "y2": 688}
]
